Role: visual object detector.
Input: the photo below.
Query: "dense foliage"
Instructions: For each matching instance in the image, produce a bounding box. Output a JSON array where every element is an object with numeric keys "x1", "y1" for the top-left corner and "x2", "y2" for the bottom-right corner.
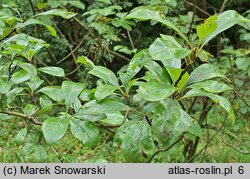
[{"x1": 0, "y1": 0, "x2": 249, "y2": 163}]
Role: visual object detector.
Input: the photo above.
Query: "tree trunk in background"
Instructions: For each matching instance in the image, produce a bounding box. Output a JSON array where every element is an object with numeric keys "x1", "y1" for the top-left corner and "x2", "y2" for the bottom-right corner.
[{"x1": 197, "y1": 0, "x2": 207, "y2": 18}]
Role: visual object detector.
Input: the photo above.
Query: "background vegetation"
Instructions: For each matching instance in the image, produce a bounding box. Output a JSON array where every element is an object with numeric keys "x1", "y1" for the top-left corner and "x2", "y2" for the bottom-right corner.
[{"x1": 0, "y1": 0, "x2": 249, "y2": 163}]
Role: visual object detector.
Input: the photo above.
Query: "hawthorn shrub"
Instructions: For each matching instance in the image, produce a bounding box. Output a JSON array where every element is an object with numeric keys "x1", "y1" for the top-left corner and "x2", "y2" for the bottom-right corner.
[{"x1": 0, "y1": 0, "x2": 249, "y2": 162}]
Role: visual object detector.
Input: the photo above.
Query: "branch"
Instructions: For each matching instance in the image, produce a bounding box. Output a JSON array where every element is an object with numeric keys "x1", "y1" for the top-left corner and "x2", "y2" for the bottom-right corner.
[
  {"x1": 0, "y1": 28, "x2": 16, "y2": 42},
  {"x1": 187, "y1": 0, "x2": 196, "y2": 36},
  {"x1": 204, "y1": 125, "x2": 250, "y2": 154},
  {"x1": 50, "y1": 146, "x2": 63, "y2": 162},
  {"x1": 234, "y1": 90, "x2": 250, "y2": 108},
  {"x1": 127, "y1": 30, "x2": 135, "y2": 50},
  {"x1": 202, "y1": 124, "x2": 249, "y2": 147},
  {"x1": 105, "y1": 48, "x2": 130, "y2": 62},
  {"x1": 57, "y1": 32, "x2": 90, "y2": 64},
  {"x1": 185, "y1": 99, "x2": 213, "y2": 162},
  {"x1": 220, "y1": 0, "x2": 229, "y2": 13},
  {"x1": 55, "y1": 25, "x2": 76, "y2": 61},
  {"x1": 0, "y1": 110, "x2": 42, "y2": 125},
  {"x1": 187, "y1": 96, "x2": 198, "y2": 114},
  {"x1": 147, "y1": 135, "x2": 183, "y2": 163},
  {"x1": 28, "y1": 0, "x2": 36, "y2": 15},
  {"x1": 186, "y1": 117, "x2": 227, "y2": 162},
  {"x1": 221, "y1": 138, "x2": 250, "y2": 155},
  {"x1": 184, "y1": 0, "x2": 210, "y2": 17},
  {"x1": 71, "y1": 16, "x2": 130, "y2": 62}
]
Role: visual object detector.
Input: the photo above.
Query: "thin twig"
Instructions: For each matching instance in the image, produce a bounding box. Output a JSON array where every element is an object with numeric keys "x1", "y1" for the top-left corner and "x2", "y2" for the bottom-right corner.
[
  {"x1": 50, "y1": 146, "x2": 63, "y2": 162},
  {"x1": 0, "y1": 28, "x2": 16, "y2": 42},
  {"x1": 127, "y1": 30, "x2": 135, "y2": 50},
  {"x1": 186, "y1": 117, "x2": 227, "y2": 162},
  {"x1": 202, "y1": 125, "x2": 249, "y2": 147},
  {"x1": 57, "y1": 32, "x2": 90, "y2": 64},
  {"x1": 66, "y1": 64, "x2": 82, "y2": 76},
  {"x1": 72, "y1": 16, "x2": 130, "y2": 62},
  {"x1": 187, "y1": 96, "x2": 198, "y2": 114},
  {"x1": 55, "y1": 25, "x2": 76, "y2": 61},
  {"x1": 187, "y1": 0, "x2": 196, "y2": 37},
  {"x1": 220, "y1": 138, "x2": 250, "y2": 155},
  {"x1": 200, "y1": 117, "x2": 210, "y2": 162},
  {"x1": 105, "y1": 48, "x2": 130, "y2": 61},
  {"x1": 184, "y1": 0, "x2": 210, "y2": 17},
  {"x1": 28, "y1": 0, "x2": 36, "y2": 15},
  {"x1": 0, "y1": 110, "x2": 42, "y2": 125},
  {"x1": 220, "y1": 0, "x2": 229, "y2": 13},
  {"x1": 28, "y1": 0, "x2": 58, "y2": 63},
  {"x1": 147, "y1": 135, "x2": 183, "y2": 163}
]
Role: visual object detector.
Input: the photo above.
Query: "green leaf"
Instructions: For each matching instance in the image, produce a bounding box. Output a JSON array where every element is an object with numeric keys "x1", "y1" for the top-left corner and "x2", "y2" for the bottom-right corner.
[
  {"x1": 36, "y1": 2, "x2": 48, "y2": 9},
  {"x1": 114, "y1": 45, "x2": 137, "y2": 55},
  {"x1": 96, "y1": 0, "x2": 112, "y2": 4},
  {"x1": 35, "y1": 9, "x2": 77, "y2": 19},
  {"x1": 76, "y1": 56, "x2": 95, "y2": 68},
  {"x1": 38, "y1": 86, "x2": 63, "y2": 102},
  {"x1": 6, "y1": 87, "x2": 24, "y2": 104},
  {"x1": 47, "y1": 0, "x2": 63, "y2": 8},
  {"x1": 120, "y1": 50, "x2": 151, "y2": 93},
  {"x1": 121, "y1": 120, "x2": 155, "y2": 162},
  {"x1": 97, "y1": 98, "x2": 132, "y2": 112},
  {"x1": 125, "y1": 7, "x2": 190, "y2": 45},
  {"x1": 114, "y1": 119, "x2": 139, "y2": 146},
  {"x1": 126, "y1": 50, "x2": 151, "y2": 80},
  {"x1": 197, "y1": 15, "x2": 218, "y2": 42},
  {"x1": 137, "y1": 80, "x2": 177, "y2": 101},
  {"x1": 23, "y1": 104, "x2": 36, "y2": 115},
  {"x1": 0, "y1": 113, "x2": 13, "y2": 120},
  {"x1": 11, "y1": 70, "x2": 30, "y2": 84},
  {"x1": 79, "y1": 89, "x2": 94, "y2": 101},
  {"x1": 199, "y1": 10, "x2": 250, "y2": 48},
  {"x1": 39, "y1": 95, "x2": 53, "y2": 109},
  {"x1": 188, "y1": 80, "x2": 232, "y2": 93},
  {"x1": 188, "y1": 122, "x2": 203, "y2": 137},
  {"x1": 236, "y1": 58, "x2": 250, "y2": 71},
  {"x1": 165, "y1": 66, "x2": 188, "y2": 86},
  {"x1": 70, "y1": 119, "x2": 100, "y2": 148},
  {"x1": 38, "y1": 66, "x2": 65, "y2": 77},
  {"x1": 74, "y1": 111, "x2": 106, "y2": 122},
  {"x1": 17, "y1": 18, "x2": 57, "y2": 36},
  {"x1": 152, "y1": 99, "x2": 193, "y2": 143},
  {"x1": 149, "y1": 35, "x2": 191, "y2": 66},
  {"x1": 17, "y1": 62, "x2": 37, "y2": 76},
  {"x1": 0, "y1": 80, "x2": 12, "y2": 94},
  {"x1": 95, "y1": 84, "x2": 117, "y2": 102},
  {"x1": 62, "y1": 81, "x2": 84, "y2": 111},
  {"x1": 75, "y1": 102, "x2": 107, "y2": 122},
  {"x1": 66, "y1": 1, "x2": 85, "y2": 9},
  {"x1": 144, "y1": 60, "x2": 170, "y2": 84},
  {"x1": 182, "y1": 89, "x2": 235, "y2": 123},
  {"x1": 89, "y1": 66, "x2": 119, "y2": 87},
  {"x1": 42, "y1": 117, "x2": 69, "y2": 143},
  {"x1": 198, "y1": 49, "x2": 213, "y2": 62},
  {"x1": 187, "y1": 64, "x2": 227, "y2": 85},
  {"x1": 33, "y1": 145, "x2": 47, "y2": 162},
  {"x1": 15, "y1": 127, "x2": 27, "y2": 143},
  {"x1": 74, "y1": 99, "x2": 131, "y2": 121},
  {"x1": 26, "y1": 75, "x2": 44, "y2": 92},
  {"x1": 20, "y1": 143, "x2": 36, "y2": 156},
  {"x1": 2, "y1": 34, "x2": 49, "y2": 59},
  {"x1": 177, "y1": 72, "x2": 189, "y2": 89},
  {"x1": 100, "y1": 112, "x2": 125, "y2": 126}
]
